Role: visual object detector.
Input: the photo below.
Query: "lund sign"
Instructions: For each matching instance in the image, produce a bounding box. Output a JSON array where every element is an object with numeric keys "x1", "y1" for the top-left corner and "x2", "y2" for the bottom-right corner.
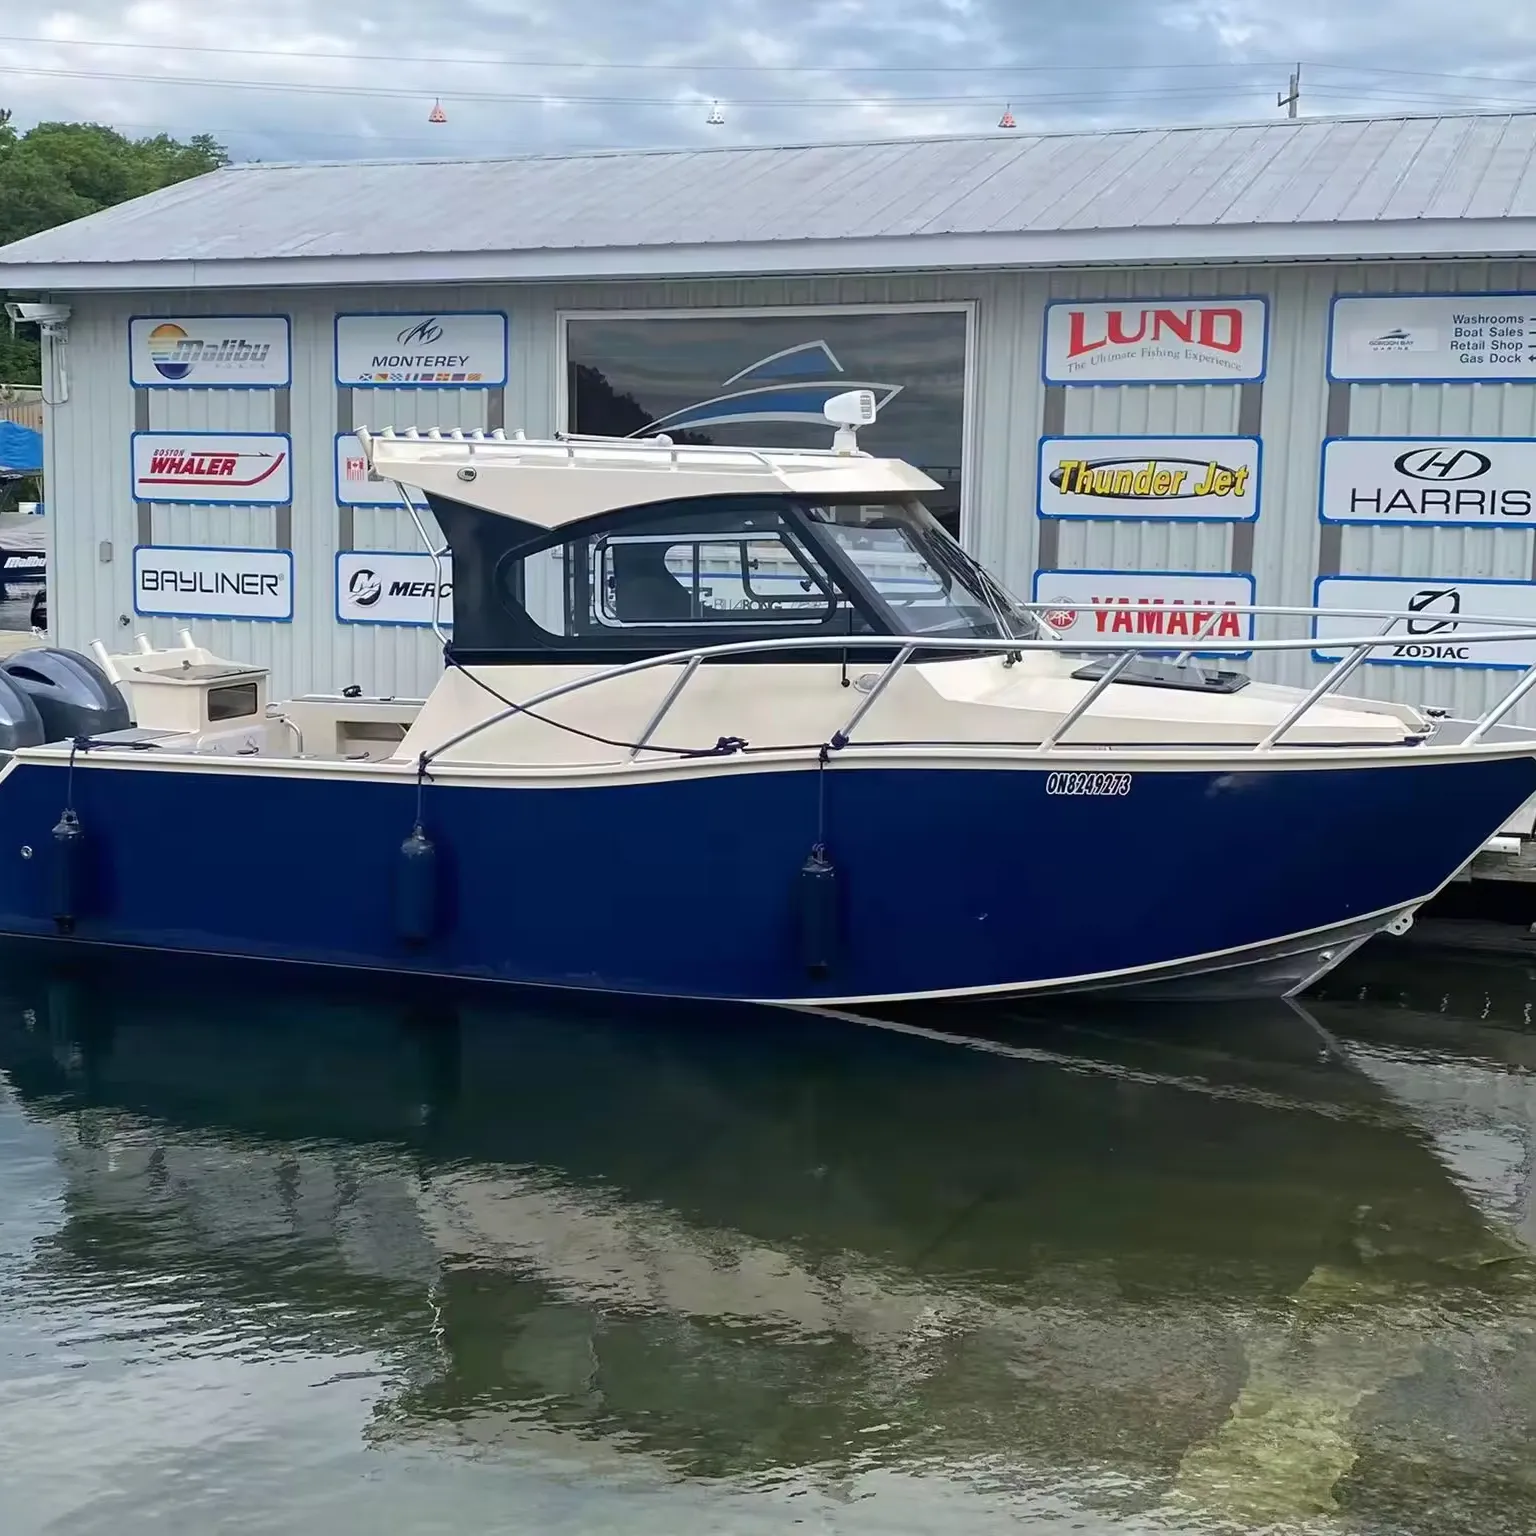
[
  {"x1": 1313, "y1": 578, "x2": 1536, "y2": 668},
  {"x1": 1038, "y1": 436, "x2": 1260, "y2": 520},
  {"x1": 1320, "y1": 438, "x2": 1536, "y2": 525},
  {"x1": 1042, "y1": 299, "x2": 1268, "y2": 384},
  {"x1": 337, "y1": 552, "x2": 453, "y2": 627},
  {"x1": 1029, "y1": 570, "x2": 1255, "y2": 653},
  {"x1": 134, "y1": 546, "x2": 293, "y2": 621},
  {"x1": 129, "y1": 316, "x2": 291, "y2": 388},
  {"x1": 131, "y1": 432, "x2": 292, "y2": 506},
  {"x1": 335, "y1": 312, "x2": 507, "y2": 387},
  {"x1": 1329, "y1": 295, "x2": 1536, "y2": 382}
]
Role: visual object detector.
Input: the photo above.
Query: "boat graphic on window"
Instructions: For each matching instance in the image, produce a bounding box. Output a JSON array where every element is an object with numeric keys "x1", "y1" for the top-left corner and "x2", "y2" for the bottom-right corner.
[{"x1": 638, "y1": 341, "x2": 903, "y2": 434}]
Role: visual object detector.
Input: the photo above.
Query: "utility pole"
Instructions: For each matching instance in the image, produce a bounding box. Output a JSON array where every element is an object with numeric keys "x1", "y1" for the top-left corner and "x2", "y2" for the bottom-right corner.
[{"x1": 1278, "y1": 64, "x2": 1301, "y2": 119}]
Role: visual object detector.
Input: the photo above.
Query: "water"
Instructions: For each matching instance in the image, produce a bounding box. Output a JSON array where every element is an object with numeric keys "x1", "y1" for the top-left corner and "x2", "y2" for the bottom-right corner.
[{"x1": 1, "y1": 947, "x2": 1534, "y2": 1534}]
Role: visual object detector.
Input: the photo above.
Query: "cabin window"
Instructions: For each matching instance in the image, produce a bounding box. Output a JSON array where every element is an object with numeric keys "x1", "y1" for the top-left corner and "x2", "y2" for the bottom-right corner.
[
  {"x1": 498, "y1": 499, "x2": 870, "y2": 644},
  {"x1": 206, "y1": 682, "x2": 258, "y2": 722}
]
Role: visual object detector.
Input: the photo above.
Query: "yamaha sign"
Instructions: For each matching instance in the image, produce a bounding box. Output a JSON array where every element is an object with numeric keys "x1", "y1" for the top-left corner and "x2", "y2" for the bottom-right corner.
[{"x1": 1319, "y1": 438, "x2": 1536, "y2": 526}]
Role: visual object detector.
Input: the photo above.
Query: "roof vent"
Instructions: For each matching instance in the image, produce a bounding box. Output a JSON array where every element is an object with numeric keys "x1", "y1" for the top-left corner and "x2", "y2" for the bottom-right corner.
[
  {"x1": 428, "y1": 99, "x2": 447, "y2": 124},
  {"x1": 998, "y1": 105, "x2": 1016, "y2": 129},
  {"x1": 706, "y1": 101, "x2": 725, "y2": 126}
]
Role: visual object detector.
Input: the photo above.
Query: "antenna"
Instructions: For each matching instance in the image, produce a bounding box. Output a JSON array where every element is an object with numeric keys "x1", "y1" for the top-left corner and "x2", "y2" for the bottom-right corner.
[
  {"x1": 1277, "y1": 63, "x2": 1301, "y2": 119},
  {"x1": 706, "y1": 100, "x2": 724, "y2": 126},
  {"x1": 998, "y1": 104, "x2": 1016, "y2": 130},
  {"x1": 428, "y1": 99, "x2": 447, "y2": 124}
]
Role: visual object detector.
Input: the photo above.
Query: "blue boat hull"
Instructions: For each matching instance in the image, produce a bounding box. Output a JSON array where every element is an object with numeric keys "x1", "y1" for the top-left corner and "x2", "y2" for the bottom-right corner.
[{"x1": 0, "y1": 752, "x2": 1531, "y2": 1003}]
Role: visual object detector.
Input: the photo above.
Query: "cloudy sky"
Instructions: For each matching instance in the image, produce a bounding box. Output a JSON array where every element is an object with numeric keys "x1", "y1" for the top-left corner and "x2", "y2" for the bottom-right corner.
[{"x1": 4, "y1": 0, "x2": 1536, "y2": 163}]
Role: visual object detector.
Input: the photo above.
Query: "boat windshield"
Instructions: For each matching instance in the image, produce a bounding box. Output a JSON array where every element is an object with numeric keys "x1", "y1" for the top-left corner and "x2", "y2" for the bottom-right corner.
[{"x1": 802, "y1": 498, "x2": 1039, "y2": 641}]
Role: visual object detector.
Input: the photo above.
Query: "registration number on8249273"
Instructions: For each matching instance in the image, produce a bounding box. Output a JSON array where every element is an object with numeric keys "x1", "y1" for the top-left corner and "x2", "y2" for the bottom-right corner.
[{"x1": 1044, "y1": 771, "x2": 1133, "y2": 797}]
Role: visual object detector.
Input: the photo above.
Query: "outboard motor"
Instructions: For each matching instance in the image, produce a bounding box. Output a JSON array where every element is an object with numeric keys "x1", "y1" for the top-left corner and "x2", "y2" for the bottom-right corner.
[
  {"x1": 0, "y1": 671, "x2": 44, "y2": 752},
  {"x1": 0, "y1": 649, "x2": 131, "y2": 743}
]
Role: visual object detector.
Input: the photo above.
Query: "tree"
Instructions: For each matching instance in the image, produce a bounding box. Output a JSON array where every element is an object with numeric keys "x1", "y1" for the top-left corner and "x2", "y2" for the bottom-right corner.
[{"x1": 0, "y1": 113, "x2": 228, "y2": 384}]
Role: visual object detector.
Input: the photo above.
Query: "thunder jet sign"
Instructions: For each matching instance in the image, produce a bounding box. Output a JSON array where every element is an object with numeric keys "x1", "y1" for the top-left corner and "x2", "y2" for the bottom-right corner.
[{"x1": 1037, "y1": 437, "x2": 1261, "y2": 521}]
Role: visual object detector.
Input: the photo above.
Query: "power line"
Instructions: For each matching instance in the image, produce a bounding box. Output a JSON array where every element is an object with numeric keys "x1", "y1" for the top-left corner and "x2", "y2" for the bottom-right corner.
[
  {"x1": 0, "y1": 32, "x2": 1299, "y2": 76},
  {"x1": 0, "y1": 62, "x2": 1320, "y2": 109}
]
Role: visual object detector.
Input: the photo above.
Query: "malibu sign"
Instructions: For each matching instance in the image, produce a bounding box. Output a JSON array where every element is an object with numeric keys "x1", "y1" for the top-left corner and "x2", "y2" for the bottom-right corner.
[{"x1": 1043, "y1": 299, "x2": 1268, "y2": 384}]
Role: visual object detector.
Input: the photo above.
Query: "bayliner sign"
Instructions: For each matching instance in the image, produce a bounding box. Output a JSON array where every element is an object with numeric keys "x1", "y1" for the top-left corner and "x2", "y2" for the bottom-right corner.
[
  {"x1": 337, "y1": 552, "x2": 453, "y2": 627},
  {"x1": 1329, "y1": 295, "x2": 1536, "y2": 382},
  {"x1": 1038, "y1": 436, "x2": 1260, "y2": 520},
  {"x1": 1042, "y1": 299, "x2": 1268, "y2": 384},
  {"x1": 131, "y1": 432, "x2": 292, "y2": 505},
  {"x1": 1030, "y1": 570, "x2": 1255, "y2": 654},
  {"x1": 1320, "y1": 438, "x2": 1536, "y2": 525},
  {"x1": 1314, "y1": 577, "x2": 1536, "y2": 668},
  {"x1": 133, "y1": 546, "x2": 294, "y2": 621},
  {"x1": 129, "y1": 316, "x2": 291, "y2": 388},
  {"x1": 335, "y1": 312, "x2": 507, "y2": 387}
]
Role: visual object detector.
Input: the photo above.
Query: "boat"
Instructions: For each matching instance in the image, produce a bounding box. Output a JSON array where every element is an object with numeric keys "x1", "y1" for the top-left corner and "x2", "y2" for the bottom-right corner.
[{"x1": 0, "y1": 391, "x2": 1535, "y2": 1006}]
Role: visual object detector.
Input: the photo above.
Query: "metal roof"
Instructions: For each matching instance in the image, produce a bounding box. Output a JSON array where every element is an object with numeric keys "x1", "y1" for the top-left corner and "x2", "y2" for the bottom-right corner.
[{"x1": 9, "y1": 111, "x2": 1536, "y2": 291}]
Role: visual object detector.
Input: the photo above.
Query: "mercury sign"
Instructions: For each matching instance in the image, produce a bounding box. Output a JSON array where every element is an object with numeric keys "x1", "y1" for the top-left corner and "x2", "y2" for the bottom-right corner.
[
  {"x1": 1030, "y1": 570, "x2": 1256, "y2": 654},
  {"x1": 1320, "y1": 438, "x2": 1536, "y2": 526},
  {"x1": 1042, "y1": 299, "x2": 1268, "y2": 384},
  {"x1": 336, "y1": 552, "x2": 453, "y2": 627},
  {"x1": 133, "y1": 546, "x2": 294, "y2": 621},
  {"x1": 1328, "y1": 295, "x2": 1536, "y2": 382},
  {"x1": 1038, "y1": 436, "x2": 1261, "y2": 520},
  {"x1": 131, "y1": 432, "x2": 292, "y2": 506},
  {"x1": 335, "y1": 312, "x2": 508, "y2": 387},
  {"x1": 1313, "y1": 577, "x2": 1536, "y2": 668},
  {"x1": 128, "y1": 316, "x2": 291, "y2": 388}
]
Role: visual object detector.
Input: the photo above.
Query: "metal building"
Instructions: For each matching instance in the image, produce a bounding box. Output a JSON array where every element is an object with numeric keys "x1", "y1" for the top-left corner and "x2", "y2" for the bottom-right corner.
[{"x1": 7, "y1": 110, "x2": 1536, "y2": 709}]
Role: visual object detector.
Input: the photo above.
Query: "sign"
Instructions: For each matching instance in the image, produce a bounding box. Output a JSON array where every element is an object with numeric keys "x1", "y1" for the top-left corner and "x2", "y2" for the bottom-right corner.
[
  {"x1": 1314, "y1": 578, "x2": 1536, "y2": 669},
  {"x1": 1320, "y1": 438, "x2": 1536, "y2": 526},
  {"x1": 334, "y1": 432, "x2": 428, "y2": 507},
  {"x1": 1042, "y1": 299, "x2": 1267, "y2": 384},
  {"x1": 335, "y1": 311, "x2": 507, "y2": 387},
  {"x1": 1030, "y1": 570, "x2": 1255, "y2": 654},
  {"x1": 0, "y1": 551, "x2": 45, "y2": 579},
  {"x1": 129, "y1": 316, "x2": 290, "y2": 388},
  {"x1": 1328, "y1": 295, "x2": 1536, "y2": 382},
  {"x1": 131, "y1": 432, "x2": 292, "y2": 506},
  {"x1": 336, "y1": 552, "x2": 453, "y2": 627},
  {"x1": 133, "y1": 546, "x2": 293, "y2": 621},
  {"x1": 1038, "y1": 436, "x2": 1260, "y2": 520}
]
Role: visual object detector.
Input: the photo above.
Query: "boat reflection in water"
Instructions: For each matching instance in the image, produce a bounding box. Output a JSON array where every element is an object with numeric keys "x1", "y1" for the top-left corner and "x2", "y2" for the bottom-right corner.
[{"x1": 1, "y1": 953, "x2": 1535, "y2": 1534}]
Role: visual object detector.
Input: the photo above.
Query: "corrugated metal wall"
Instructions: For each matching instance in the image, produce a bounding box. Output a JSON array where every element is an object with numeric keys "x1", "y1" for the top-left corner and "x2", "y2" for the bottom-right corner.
[{"x1": 43, "y1": 261, "x2": 1536, "y2": 718}]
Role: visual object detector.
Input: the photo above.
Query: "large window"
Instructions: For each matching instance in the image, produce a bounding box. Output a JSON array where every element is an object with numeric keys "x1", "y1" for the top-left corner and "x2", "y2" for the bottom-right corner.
[{"x1": 563, "y1": 309, "x2": 970, "y2": 535}]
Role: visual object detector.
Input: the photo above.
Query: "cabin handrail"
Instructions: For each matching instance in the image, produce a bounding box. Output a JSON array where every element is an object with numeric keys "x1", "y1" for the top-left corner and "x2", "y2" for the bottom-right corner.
[{"x1": 416, "y1": 603, "x2": 1536, "y2": 766}]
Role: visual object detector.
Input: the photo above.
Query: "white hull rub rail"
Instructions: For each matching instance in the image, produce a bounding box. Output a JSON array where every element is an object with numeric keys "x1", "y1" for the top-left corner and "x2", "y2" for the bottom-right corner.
[{"x1": 418, "y1": 604, "x2": 1536, "y2": 767}]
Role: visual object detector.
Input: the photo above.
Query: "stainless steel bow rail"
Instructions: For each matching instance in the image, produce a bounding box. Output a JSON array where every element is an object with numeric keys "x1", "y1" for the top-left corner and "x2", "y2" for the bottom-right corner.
[{"x1": 420, "y1": 604, "x2": 1536, "y2": 766}]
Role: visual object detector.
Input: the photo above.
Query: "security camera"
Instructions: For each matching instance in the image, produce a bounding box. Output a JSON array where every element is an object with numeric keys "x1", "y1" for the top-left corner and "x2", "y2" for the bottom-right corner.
[{"x1": 5, "y1": 301, "x2": 71, "y2": 331}]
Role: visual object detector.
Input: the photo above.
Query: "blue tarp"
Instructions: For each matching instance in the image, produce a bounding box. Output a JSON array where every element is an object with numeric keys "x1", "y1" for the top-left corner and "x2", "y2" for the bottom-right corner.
[{"x1": 0, "y1": 421, "x2": 42, "y2": 477}]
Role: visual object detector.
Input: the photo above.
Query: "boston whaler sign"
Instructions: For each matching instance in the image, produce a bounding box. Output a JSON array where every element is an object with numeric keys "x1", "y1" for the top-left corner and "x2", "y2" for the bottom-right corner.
[
  {"x1": 1043, "y1": 299, "x2": 1268, "y2": 384},
  {"x1": 335, "y1": 312, "x2": 508, "y2": 387},
  {"x1": 1030, "y1": 570, "x2": 1256, "y2": 655},
  {"x1": 1038, "y1": 436, "x2": 1260, "y2": 520},
  {"x1": 134, "y1": 546, "x2": 294, "y2": 621},
  {"x1": 130, "y1": 432, "x2": 292, "y2": 505}
]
